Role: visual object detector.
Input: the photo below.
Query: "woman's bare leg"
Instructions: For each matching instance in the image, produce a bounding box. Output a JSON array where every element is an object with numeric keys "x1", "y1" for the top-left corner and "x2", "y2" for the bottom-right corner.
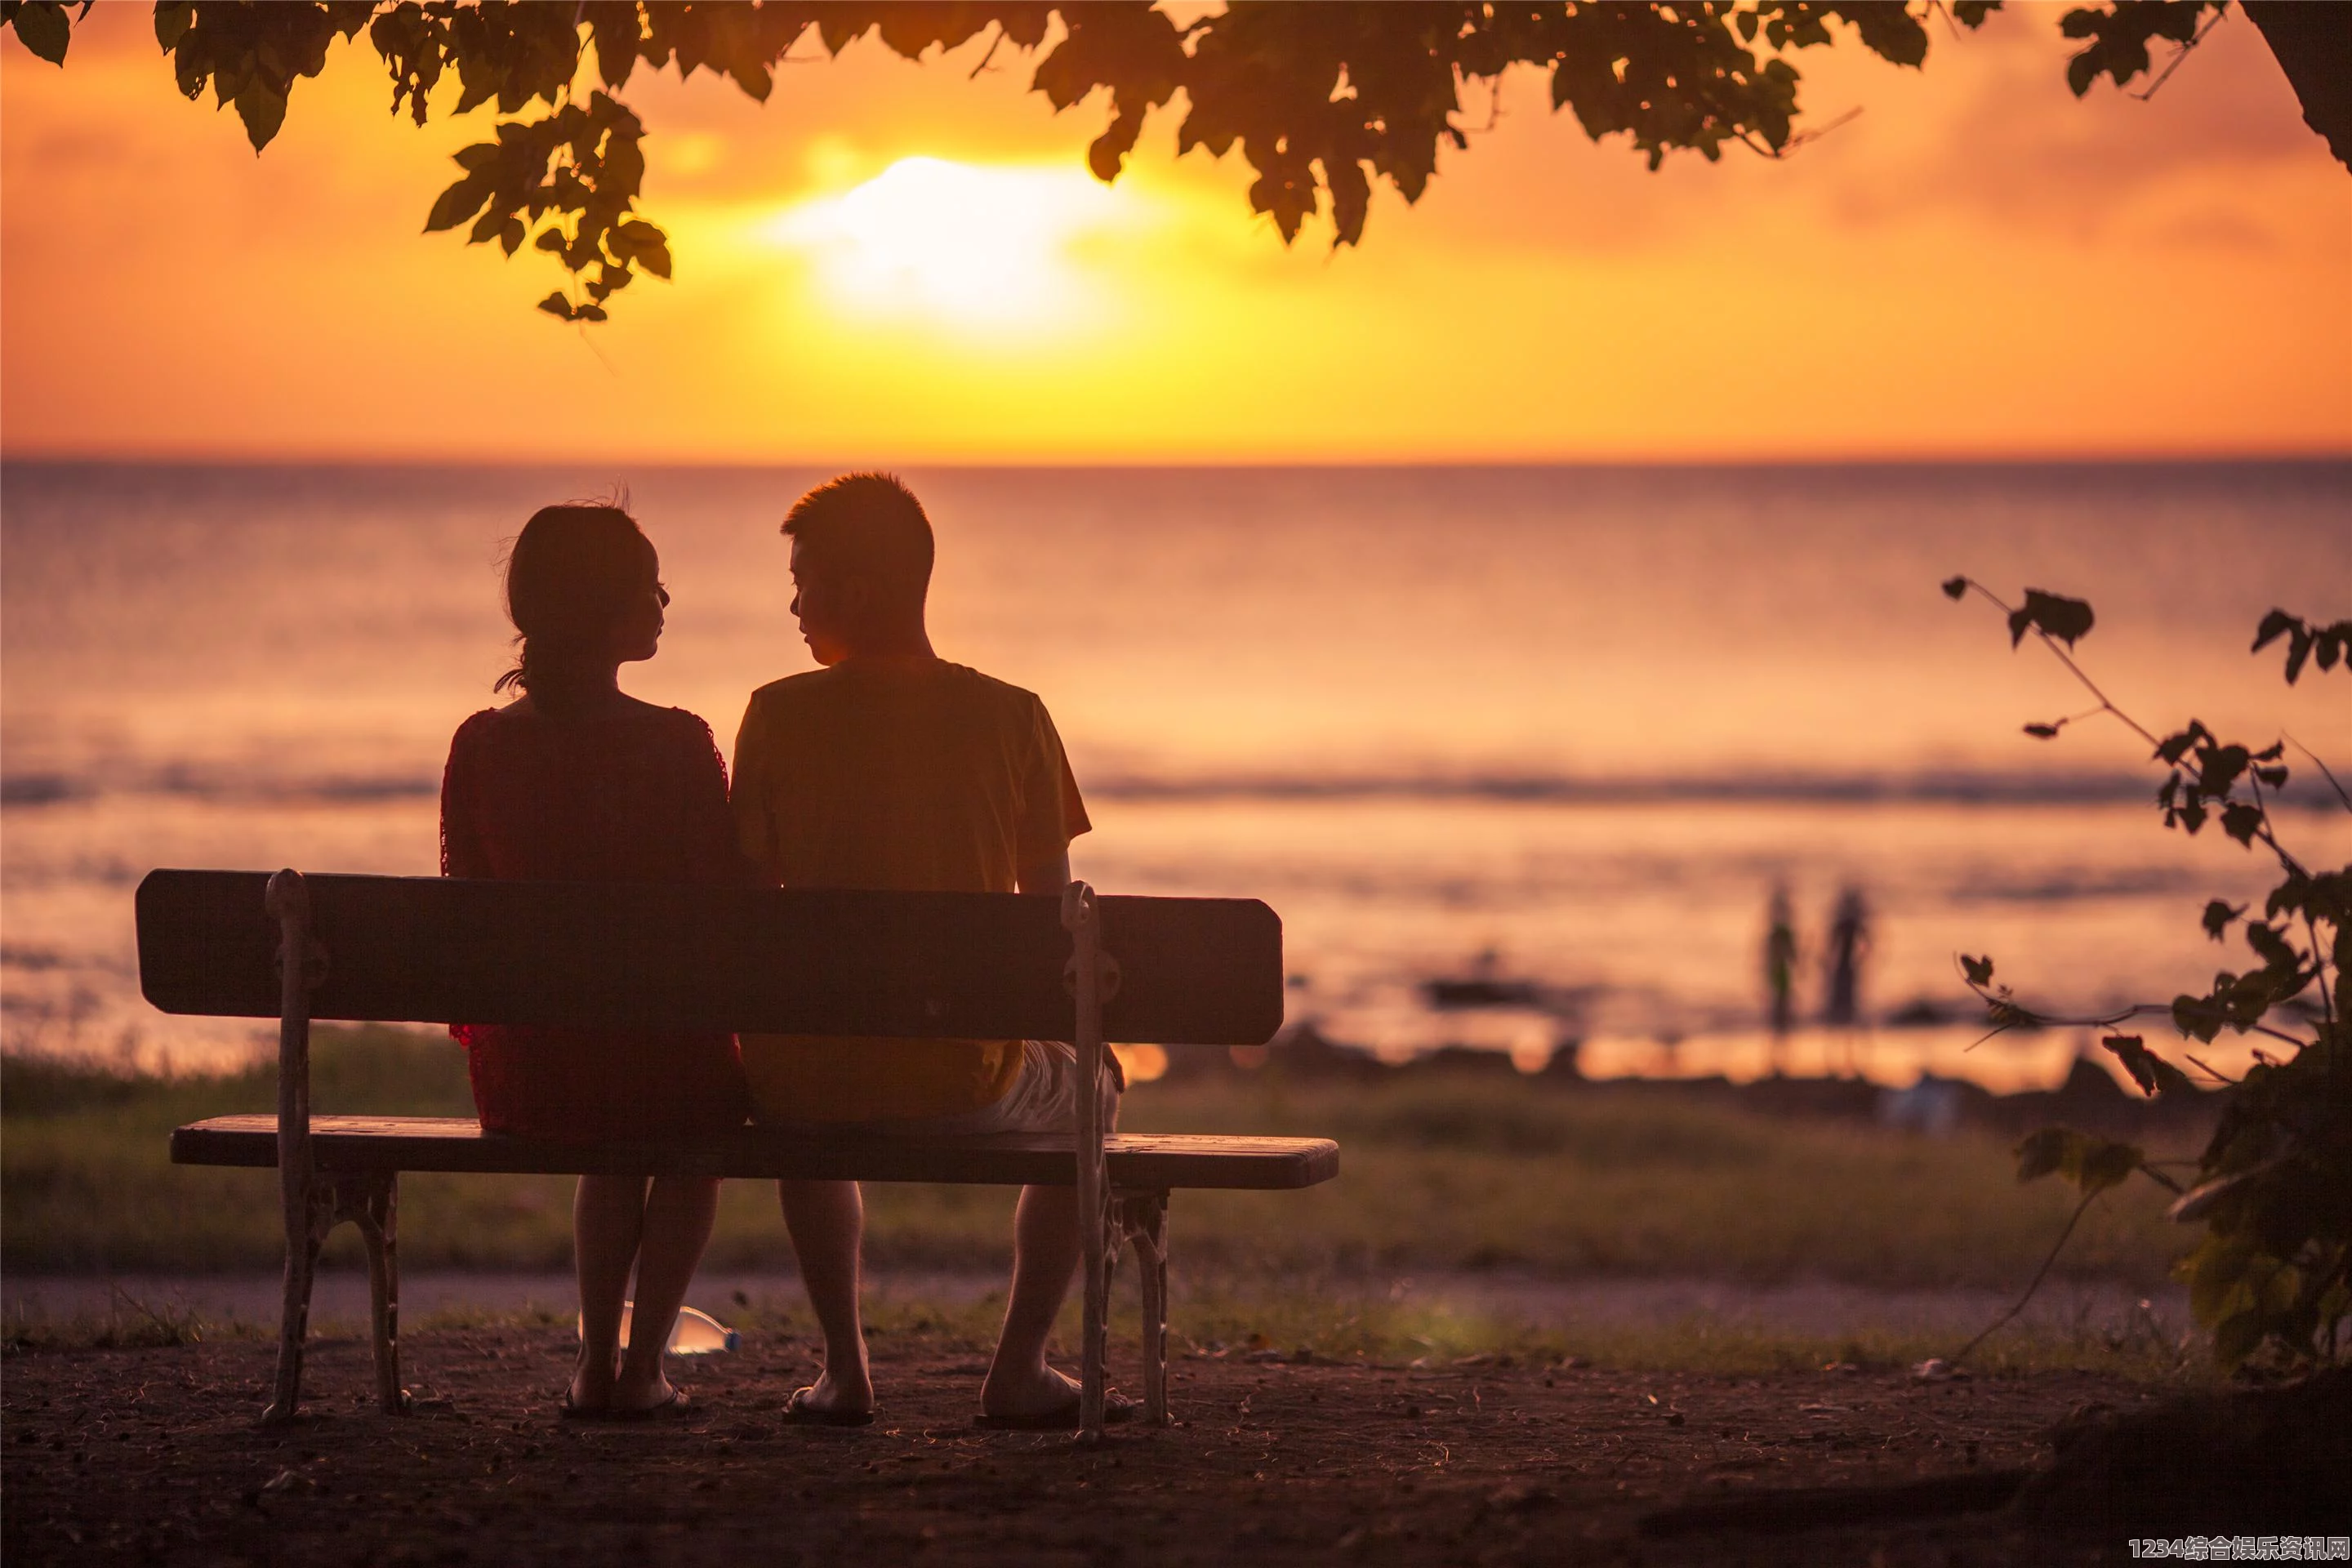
[
  {"x1": 778, "y1": 1178, "x2": 873, "y2": 1414},
  {"x1": 572, "y1": 1174, "x2": 648, "y2": 1409},
  {"x1": 612, "y1": 1175, "x2": 721, "y2": 1410}
]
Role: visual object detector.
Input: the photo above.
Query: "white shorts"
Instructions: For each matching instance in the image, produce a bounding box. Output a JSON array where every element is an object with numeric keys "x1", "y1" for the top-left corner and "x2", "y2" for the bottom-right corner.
[{"x1": 767, "y1": 1040, "x2": 1123, "y2": 1140}]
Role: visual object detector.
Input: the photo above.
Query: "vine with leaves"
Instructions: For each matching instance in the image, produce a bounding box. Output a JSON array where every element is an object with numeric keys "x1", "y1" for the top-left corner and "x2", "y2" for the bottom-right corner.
[{"x1": 1942, "y1": 576, "x2": 2350, "y2": 1372}]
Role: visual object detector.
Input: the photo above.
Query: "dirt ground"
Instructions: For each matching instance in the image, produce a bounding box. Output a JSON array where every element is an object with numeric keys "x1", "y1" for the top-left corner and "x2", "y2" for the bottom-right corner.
[{"x1": 2, "y1": 1324, "x2": 2163, "y2": 1566}]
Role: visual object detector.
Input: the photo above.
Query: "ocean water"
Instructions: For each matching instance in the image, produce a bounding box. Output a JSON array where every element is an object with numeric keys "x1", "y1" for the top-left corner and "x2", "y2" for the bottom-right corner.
[{"x1": 4, "y1": 460, "x2": 2346, "y2": 1088}]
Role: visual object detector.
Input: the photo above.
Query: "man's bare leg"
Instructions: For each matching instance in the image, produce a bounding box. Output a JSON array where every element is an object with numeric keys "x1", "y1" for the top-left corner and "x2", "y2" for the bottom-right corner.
[
  {"x1": 979, "y1": 1182, "x2": 1087, "y2": 1419},
  {"x1": 778, "y1": 1178, "x2": 874, "y2": 1415}
]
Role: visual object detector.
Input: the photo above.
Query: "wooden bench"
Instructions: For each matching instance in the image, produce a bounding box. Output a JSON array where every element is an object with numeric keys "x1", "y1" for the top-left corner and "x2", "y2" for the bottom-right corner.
[{"x1": 140, "y1": 868, "x2": 1337, "y2": 1437}]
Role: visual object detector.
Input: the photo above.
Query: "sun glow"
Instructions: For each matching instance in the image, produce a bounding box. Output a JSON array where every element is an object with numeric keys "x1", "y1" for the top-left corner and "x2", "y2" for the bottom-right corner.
[{"x1": 764, "y1": 156, "x2": 1138, "y2": 332}]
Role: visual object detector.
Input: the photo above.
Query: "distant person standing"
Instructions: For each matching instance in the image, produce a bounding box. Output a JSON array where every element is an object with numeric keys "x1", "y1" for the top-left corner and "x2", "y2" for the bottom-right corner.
[
  {"x1": 1822, "y1": 886, "x2": 1872, "y2": 1076},
  {"x1": 1823, "y1": 887, "x2": 1871, "y2": 1027},
  {"x1": 1764, "y1": 884, "x2": 1799, "y2": 1071}
]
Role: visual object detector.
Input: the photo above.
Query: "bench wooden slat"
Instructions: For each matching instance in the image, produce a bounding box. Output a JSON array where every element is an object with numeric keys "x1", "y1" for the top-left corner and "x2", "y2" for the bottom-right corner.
[
  {"x1": 136, "y1": 871, "x2": 1282, "y2": 1045},
  {"x1": 170, "y1": 1114, "x2": 1340, "y2": 1191}
]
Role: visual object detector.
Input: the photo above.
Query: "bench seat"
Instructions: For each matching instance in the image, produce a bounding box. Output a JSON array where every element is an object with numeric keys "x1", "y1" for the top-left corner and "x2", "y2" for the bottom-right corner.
[{"x1": 173, "y1": 1116, "x2": 1339, "y2": 1191}]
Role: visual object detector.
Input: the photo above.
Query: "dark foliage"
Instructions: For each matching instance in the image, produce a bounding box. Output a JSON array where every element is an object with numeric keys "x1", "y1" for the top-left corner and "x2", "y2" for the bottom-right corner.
[
  {"x1": 1948, "y1": 577, "x2": 2350, "y2": 1372},
  {"x1": 8, "y1": 1, "x2": 2323, "y2": 318}
]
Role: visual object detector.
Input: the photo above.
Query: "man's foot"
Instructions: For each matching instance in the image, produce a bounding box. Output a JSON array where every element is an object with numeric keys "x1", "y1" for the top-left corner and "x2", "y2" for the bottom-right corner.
[
  {"x1": 979, "y1": 1363, "x2": 1085, "y2": 1423},
  {"x1": 782, "y1": 1367, "x2": 874, "y2": 1424},
  {"x1": 975, "y1": 1366, "x2": 1136, "y2": 1430},
  {"x1": 781, "y1": 1386, "x2": 877, "y2": 1428}
]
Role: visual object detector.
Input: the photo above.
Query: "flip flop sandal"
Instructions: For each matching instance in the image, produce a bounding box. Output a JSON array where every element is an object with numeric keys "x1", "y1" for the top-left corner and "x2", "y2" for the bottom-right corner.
[
  {"x1": 780, "y1": 1386, "x2": 876, "y2": 1428},
  {"x1": 973, "y1": 1388, "x2": 1138, "y2": 1432},
  {"x1": 606, "y1": 1387, "x2": 692, "y2": 1423},
  {"x1": 559, "y1": 1388, "x2": 612, "y2": 1421}
]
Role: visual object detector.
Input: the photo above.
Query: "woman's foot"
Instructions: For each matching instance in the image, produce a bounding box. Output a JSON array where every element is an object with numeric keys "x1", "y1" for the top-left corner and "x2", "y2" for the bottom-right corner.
[
  {"x1": 608, "y1": 1368, "x2": 682, "y2": 1417},
  {"x1": 567, "y1": 1348, "x2": 619, "y2": 1414}
]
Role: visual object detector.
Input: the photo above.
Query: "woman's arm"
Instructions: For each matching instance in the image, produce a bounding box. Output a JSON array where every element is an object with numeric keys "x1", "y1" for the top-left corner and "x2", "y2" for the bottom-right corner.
[
  {"x1": 439, "y1": 717, "x2": 493, "y2": 880},
  {"x1": 681, "y1": 712, "x2": 757, "y2": 885}
]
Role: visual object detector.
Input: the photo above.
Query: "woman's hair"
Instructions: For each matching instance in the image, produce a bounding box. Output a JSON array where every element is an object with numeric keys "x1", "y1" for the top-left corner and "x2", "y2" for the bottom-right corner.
[{"x1": 495, "y1": 504, "x2": 657, "y2": 700}]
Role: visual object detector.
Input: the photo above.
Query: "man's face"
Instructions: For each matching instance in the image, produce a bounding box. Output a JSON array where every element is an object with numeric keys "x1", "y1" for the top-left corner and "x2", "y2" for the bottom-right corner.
[{"x1": 788, "y1": 535, "x2": 855, "y2": 666}]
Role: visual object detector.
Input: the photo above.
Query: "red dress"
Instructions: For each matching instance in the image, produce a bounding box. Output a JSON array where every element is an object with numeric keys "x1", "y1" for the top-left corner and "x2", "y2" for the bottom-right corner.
[{"x1": 439, "y1": 701, "x2": 751, "y2": 1142}]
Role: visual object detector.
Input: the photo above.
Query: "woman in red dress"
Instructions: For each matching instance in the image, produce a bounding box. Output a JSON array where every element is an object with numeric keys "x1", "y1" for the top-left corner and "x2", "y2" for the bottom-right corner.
[{"x1": 440, "y1": 504, "x2": 750, "y2": 1417}]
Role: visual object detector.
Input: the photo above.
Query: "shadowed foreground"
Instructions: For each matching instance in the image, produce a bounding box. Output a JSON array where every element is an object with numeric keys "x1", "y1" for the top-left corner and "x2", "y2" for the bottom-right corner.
[{"x1": 2, "y1": 1321, "x2": 2158, "y2": 1566}]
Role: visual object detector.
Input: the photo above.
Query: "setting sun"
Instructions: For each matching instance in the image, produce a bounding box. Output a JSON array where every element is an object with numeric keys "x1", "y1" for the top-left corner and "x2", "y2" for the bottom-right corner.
[{"x1": 762, "y1": 155, "x2": 1138, "y2": 332}]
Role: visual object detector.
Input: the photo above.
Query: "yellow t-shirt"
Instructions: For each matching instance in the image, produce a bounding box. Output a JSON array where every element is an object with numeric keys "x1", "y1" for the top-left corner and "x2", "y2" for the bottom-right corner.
[{"x1": 730, "y1": 657, "x2": 1092, "y2": 1122}]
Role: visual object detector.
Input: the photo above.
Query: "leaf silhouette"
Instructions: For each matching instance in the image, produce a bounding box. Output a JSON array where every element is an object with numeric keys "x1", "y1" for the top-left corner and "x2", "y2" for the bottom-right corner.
[{"x1": 2007, "y1": 588, "x2": 2095, "y2": 649}]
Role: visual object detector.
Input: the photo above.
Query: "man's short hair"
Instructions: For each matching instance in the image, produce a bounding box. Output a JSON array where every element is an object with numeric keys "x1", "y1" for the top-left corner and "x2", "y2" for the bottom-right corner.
[{"x1": 782, "y1": 473, "x2": 934, "y2": 607}]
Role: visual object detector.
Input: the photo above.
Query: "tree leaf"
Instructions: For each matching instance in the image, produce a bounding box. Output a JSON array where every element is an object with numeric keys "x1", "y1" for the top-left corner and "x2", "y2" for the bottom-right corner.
[
  {"x1": 234, "y1": 76, "x2": 289, "y2": 154},
  {"x1": 2284, "y1": 627, "x2": 2313, "y2": 684},
  {"x1": 535, "y1": 292, "x2": 574, "y2": 321},
  {"x1": 2155, "y1": 723, "x2": 2207, "y2": 766},
  {"x1": 2101, "y1": 1035, "x2": 2193, "y2": 1099},
  {"x1": 1940, "y1": 576, "x2": 1968, "y2": 601},
  {"x1": 2200, "y1": 900, "x2": 2244, "y2": 940},
  {"x1": 2074, "y1": 1136, "x2": 2144, "y2": 1194},
  {"x1": 153, "y1": 2, "x2": 194, "y2": 53},
  {"x1": 2252, "y1": 608, "x2": 2297, "y2": 654},
  {"x1": 2014, "y1": 1128, "x2": 2070, "y2": 1183},
  {"x1": 2013, "y1": 1127, "x2": 2144, "y2": 1193},
  {"x1": 1961, "y1": 954, "x2": 1994, "y2": 987},
  {"x1": 2023, "y1": 723, "x2": 2061, "y2": 739},
  {"x1": 424, "y1": 174, "x2": 491, "y2": 234},
  {"x1": 10, "y1": 2, "x2": 70, "y2": 65},
  {"x1": 2018, "y1": 588, "x2": 2095, "y2": 648}
]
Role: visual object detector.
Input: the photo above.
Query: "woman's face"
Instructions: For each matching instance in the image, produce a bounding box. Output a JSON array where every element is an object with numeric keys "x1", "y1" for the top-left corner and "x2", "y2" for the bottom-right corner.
[{"x1": 613, "y1": 560, "x2": 668, "y2": 664}]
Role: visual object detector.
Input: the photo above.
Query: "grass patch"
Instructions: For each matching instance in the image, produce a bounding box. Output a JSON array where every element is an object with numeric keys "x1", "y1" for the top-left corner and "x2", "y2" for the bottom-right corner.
[
  {"x1": 1, "y1": 1285, "x2": 265, "y2": 1353},
  {"x1": 4, "y1": 1029, "x2": 2190, "y2": 1291}
]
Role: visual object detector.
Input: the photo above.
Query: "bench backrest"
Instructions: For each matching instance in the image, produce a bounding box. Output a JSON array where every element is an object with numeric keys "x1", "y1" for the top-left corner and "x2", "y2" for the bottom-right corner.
[{"x1": 136, "y1": 871, "x2": 1283, "y2": 1045}]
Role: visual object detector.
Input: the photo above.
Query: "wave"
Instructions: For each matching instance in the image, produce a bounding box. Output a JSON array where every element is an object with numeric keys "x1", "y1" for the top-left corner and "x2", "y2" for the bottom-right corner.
[
  {"x1": 0, "y1": 769, "x2": 438, "y2": 808},
  {"x1": 1083, "y1": 768, "x2": 2349, "y2": 810}
]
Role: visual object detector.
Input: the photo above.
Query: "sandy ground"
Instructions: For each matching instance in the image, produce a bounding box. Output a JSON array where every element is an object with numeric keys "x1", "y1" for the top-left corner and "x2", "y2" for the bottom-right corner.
[{"x1": 0, "y1": 1320, "x2": 2163, "y2": 1566}]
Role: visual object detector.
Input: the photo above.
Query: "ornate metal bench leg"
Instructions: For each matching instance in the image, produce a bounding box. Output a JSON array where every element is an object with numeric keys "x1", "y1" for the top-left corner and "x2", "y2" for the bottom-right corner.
[
  {"x1": 341, "y1": 1174, "x2": 408, "y2": 1414},
  {"x1": 264, "y1": 1182, "x2": 329, "y2": 1424},
  {"x1": 1118, "y1": 1189, "x2": 1171, "y2": 1426},
  {"x1": 261, "y1": 868, "x2": 326, "y2": 1427}
]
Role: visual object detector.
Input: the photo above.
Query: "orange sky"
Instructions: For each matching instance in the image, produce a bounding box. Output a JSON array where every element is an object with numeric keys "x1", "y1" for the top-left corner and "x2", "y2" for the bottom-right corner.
[{"x1": 2, "y1": 3, "x2": 2347, "y2": 462}]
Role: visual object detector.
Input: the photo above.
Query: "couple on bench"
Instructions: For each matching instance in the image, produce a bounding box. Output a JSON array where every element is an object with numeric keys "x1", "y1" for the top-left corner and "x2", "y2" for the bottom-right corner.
[{"x1": 439, "y1": 474, "x2": 1120, "y2": 1429}]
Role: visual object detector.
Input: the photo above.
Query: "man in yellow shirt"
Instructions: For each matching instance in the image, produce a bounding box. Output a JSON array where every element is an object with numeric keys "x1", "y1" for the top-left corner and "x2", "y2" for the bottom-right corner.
[{"x1": 732, "y1": 473, "x2": 1120, "y2": 1428}]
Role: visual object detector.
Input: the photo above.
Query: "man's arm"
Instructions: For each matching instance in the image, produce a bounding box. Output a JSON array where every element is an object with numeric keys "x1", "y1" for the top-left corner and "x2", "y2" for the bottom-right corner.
[{"x1": 1015, "y1": 849, "x2": 1071, "y2": 897}]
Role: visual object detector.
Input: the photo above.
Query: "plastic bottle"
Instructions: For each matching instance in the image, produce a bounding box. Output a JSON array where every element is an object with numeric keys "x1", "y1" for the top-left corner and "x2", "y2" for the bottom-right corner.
[{"x1": 577, "y1": 1301, "x2": 739, "y2": 1355}]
